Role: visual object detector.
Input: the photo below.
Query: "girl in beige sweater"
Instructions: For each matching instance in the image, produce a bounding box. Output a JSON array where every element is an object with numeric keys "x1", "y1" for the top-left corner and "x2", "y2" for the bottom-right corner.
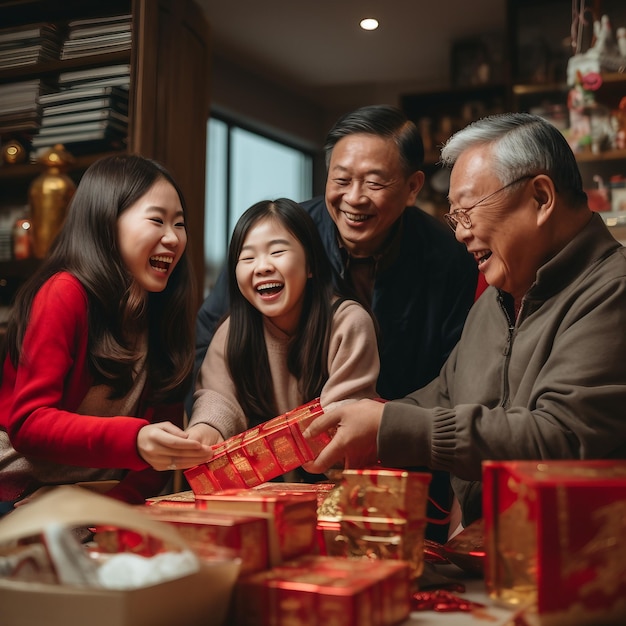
[{"x1": 187, "y1": 198, "x2": 380, "y2": 449}]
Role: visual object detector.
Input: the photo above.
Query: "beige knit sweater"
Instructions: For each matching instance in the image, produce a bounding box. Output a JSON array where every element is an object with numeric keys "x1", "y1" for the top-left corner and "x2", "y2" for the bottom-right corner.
[{"x1": 189, "y1": 299, "x2": 379, "y2": 438}]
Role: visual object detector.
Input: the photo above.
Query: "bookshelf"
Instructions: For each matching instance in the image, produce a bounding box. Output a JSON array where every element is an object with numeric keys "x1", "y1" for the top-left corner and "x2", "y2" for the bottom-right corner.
[{"x1": 0, "y1": 0, "x2": 211, "y2": 309}]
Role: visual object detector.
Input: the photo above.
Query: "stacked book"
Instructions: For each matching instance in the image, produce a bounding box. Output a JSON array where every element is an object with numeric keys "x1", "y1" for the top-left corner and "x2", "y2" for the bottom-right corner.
[
  {"x1": 31, "y1": 84, "x2": 129, "y2": 158},
  {"x1": 0, "y1": 79, "x2": 51, "y2": 140},
  {"x1": 0, "y1": 22, "x2": 62, "y2": 70},
  {"x1": 60, "y1": 14, "x2": 132, "y2": 61}
]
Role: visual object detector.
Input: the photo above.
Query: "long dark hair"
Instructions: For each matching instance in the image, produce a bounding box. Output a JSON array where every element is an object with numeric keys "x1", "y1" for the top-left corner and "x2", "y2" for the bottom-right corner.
[
  {"x1": 3, "y1": 154, "x2": 196, "y2": 402},
  {"x1": 226, "y1": 198, "x2": 336, "y2": 423}
]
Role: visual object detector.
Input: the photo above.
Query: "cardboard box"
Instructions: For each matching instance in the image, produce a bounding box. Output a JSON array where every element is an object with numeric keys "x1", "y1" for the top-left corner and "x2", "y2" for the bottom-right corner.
[
  {"x1": 195, "y1": 487, "x2": 318, "y2": 566},
  {"x1": 185, "y1": 399, "x2": 331, "y2": 495},
  {"x1": 235, "y1": 554, "x2": 411, "y2": 626},
  {"x1": 483, "y1": 460, "x2": 626, "y2": 626},
  {"x1": 0, "y1": 486, "x2": 240, "y2": 626}
]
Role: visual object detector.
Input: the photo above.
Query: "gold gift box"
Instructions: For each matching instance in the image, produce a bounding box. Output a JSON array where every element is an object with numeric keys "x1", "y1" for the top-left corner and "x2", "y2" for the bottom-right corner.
[{"x1": 483, "y1": 459, "x2": 626, "y2": 626}]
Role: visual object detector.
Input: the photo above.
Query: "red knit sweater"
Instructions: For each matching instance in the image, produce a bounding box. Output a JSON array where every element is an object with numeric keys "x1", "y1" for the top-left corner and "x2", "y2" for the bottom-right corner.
[{"x1": 0, "y1": 272, "x2": 182, "y2": 503}]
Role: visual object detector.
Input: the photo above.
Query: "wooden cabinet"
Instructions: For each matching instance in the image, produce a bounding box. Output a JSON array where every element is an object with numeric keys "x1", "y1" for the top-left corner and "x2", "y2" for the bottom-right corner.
[{"x1": 0, "y1": 0, "x2": 210, "y2": 307}]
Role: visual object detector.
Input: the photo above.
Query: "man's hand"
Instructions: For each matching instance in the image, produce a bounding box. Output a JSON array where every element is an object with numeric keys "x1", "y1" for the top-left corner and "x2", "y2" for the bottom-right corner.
[
  {"x1": 137, "y1": 422, "x2": 213, "y2": 470},
  {"x1": 302, "y1": 398, "x2": 384, "y2": 473}
]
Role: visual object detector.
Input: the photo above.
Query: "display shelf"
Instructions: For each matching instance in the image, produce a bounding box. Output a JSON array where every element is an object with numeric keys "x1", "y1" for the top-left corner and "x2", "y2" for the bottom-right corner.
[
  {"x1": 0, "y1": 51, "x2": 131, "y2": 85},
  {"x1": 0, "y1": 0, "x2": 211, "y2": 306}
]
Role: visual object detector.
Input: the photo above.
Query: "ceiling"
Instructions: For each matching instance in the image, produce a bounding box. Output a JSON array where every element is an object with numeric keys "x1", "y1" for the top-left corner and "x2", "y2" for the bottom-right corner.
[{"x1": 196, "y1": 0, "x2": 507, "y2": 93}]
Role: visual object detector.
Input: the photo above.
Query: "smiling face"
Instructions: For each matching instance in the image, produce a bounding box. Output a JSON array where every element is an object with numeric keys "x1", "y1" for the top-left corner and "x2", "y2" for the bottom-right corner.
[
  {"x1": 235, "y1": 216, "x2": 310, "y2": 335},
  {"x1": 116, "y1": 177, "x2": 187, "y2": 293},
  {"x1": 448, "y1": 145, "x2": 543, "y2": 300},
  {"x1": 325, "y1": 133, "x2": 424, "y2": 258}
]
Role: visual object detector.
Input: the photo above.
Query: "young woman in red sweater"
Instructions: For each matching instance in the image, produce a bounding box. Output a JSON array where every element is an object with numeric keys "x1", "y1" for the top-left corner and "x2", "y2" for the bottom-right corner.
[
  {"x1": 186, "y1": 198, "x2": 380, "y2": 457},
  {"x1": 0, "y1": 154, "x2": 211, "y2": 512}
]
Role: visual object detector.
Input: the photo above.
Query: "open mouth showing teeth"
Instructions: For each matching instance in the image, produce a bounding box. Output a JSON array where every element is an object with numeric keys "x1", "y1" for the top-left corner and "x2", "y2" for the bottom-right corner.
[
  {"x1": 343, "y1": 210, "x2": 371, "y2": 223},
  {"x1": 257, "y1": 282, "x2": 284, "y2": 296},
  {"x1": 476, "y1": 251, "x2": 492, "y2": 265},
  {"x1": 150, "y1": 255, "x2": 173, "y2": 272}
]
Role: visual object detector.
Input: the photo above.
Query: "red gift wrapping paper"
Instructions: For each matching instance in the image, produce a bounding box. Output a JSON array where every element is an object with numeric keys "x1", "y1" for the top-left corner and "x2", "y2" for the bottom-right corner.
[
  {"x1": 185, "y1": 399, "x2": 331, "y2": 495},
  {"x1": 235, "y1": 554, "x2": 411, "y2": 626},
  {"x1": 195, "y1": 488, "x2": 318, "y2": 566},
  {"x1": 483, "y1": 459, "x2": 626, "y2": 626}
]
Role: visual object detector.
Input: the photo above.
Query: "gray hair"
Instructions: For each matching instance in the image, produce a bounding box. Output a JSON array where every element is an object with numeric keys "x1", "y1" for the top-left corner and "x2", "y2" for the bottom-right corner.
[{"x1": 441, "y1": 113, "x2": 587, "y2": 206}]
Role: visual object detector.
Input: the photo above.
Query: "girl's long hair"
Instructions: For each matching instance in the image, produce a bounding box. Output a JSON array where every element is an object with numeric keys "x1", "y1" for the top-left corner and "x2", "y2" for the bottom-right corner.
[
  {"x1": 226, "y1": 198, "x2": 336, "y2": 423},
  {"x1": 3, "y1": 154, "x2": 196, "y2": 403}
]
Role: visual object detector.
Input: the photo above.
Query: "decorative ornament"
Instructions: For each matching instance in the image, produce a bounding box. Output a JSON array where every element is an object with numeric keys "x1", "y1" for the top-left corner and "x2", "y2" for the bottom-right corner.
[
  {"x1": 28, "y1": 144, "x2": 76, "y2": 259},
  {"x1": 1, "y1": 138, "x2": 27, "y2": 165}
]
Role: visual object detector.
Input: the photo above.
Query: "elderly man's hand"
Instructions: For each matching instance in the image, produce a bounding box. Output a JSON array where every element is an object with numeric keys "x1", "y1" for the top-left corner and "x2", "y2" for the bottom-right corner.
[{"x1": 302, "y1": 398, "x2": 384, "y2": 473}]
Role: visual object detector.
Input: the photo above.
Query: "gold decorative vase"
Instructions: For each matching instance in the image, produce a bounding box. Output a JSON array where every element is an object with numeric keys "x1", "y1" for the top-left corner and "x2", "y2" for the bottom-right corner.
[{"x1": 28, "y1": 144, "x2": 76, "y2": 259}]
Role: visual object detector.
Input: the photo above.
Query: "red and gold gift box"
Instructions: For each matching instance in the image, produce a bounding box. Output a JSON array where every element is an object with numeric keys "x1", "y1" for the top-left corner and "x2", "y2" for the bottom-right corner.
[
  {"x1": 483, "y1": 460, "x2": 626, "y2": 626},
  {"x1": 139, "y1": 507, "x2": 269, "y2": 575},
  {"x1": 195, "y1": 487, "x2": 318, "y2": 566},
  {"x1": 338, "y1": 468, "x2": 431, "y2": 522},
  {"x1": 185, "y1": 399, "x2": 331, "y2": 495},
  {"x1": 336, "y1": 517, "x2": 427, "y2": 580},
  {"x1": 327, "y1": 469, "x2": 431, "y2": 578},
  {"x1": 235, "y1": 554, "x2": 411, "y2": 626}
]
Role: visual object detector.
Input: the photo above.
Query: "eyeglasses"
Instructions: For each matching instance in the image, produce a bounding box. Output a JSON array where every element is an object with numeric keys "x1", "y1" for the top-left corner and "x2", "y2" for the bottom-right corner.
[{"x1": 443, "y1": 175, "x2": 535, "y2": 232}]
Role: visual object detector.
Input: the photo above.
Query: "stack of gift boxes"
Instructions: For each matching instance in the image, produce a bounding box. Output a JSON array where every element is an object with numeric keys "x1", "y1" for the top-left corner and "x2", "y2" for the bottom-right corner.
[
  {"x1": 91, "y1": 399, "x2": 430, "y2": 626},
  {"x1": 91, "y1": 395, "x2": 626, "y2": 625}
]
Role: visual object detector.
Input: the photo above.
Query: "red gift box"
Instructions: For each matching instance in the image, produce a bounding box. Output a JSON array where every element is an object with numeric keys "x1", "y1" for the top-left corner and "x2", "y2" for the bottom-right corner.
[
  {"x1": 195, "y1": 487, "x2": 318, "y2": 566},
  {"x1": 185, "y1": 399, "x2": 331, "y2": 495},
  {"x1": 483, "y1": 459, "x2": 626, "y2": 625},
  {"x1": 138, "y1": 507, "x2": 269, "y2": 575},
  {"x1": 235, "y1": 554, "x2": 411, "y2": 626}
]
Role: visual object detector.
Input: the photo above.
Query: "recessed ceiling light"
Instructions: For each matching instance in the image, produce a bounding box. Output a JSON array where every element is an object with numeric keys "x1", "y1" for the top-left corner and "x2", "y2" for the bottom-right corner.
[{"x1": 360, "y1": 18, "x2": 379, "y2": 31}]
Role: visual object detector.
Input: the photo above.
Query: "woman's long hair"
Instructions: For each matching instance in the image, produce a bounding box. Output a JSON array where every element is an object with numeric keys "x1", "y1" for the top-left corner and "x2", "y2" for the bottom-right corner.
[
  {"x1": 226, "y1": 198, "x2": 337, "y2": 423},
  {"x1": 3, "y1": 154, "x2": 196, "y2": 402}
]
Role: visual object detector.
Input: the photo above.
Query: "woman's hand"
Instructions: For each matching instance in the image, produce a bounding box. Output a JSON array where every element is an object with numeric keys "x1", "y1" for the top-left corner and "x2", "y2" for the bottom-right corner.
[
  {"x1": 137, "y1": 422, "x2": 213, "y2": 471},
  {"x1": 186, "y1": 422, "x2": 225, "y2": 447},
  {"x1": 302, "y1": 398, "x2": 384, "y2": 473}
]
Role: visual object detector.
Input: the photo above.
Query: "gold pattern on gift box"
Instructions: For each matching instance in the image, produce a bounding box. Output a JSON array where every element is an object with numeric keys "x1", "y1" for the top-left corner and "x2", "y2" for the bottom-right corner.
[
  {"x1": 211, "y1": 454, "x2": 246, "y2": 486},
  {"x1": 559, "y1": 494, "x2": 626, "y2": 598},
  {"x1": 268, "y1": 433, "x2": 303, "y2": 470},
  {"x1": 339, "y1": 470, "x2": 430, "y2": 521},
  {"x1": 243, "y1": 438, "x2": 280, "y2": 478},
  {"x1": 228, "y1": 448, "x2": 262, "y2": 487},
  {"x1": 490, "y1": 495, "x2": 537, "y2": 606},
  {"x1": 317, "y1": 485, "x2": 342, "y2": 520}
]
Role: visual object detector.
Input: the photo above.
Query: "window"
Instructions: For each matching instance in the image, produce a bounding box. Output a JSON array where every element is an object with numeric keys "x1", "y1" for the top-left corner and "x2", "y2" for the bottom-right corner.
[{"x1": 204, "y1": 117, "x2": 313, "y2": 295}]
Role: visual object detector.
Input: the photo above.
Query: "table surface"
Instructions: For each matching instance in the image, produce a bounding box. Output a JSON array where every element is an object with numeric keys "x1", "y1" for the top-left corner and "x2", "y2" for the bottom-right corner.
[{"x1": 402, "y1": 565, "x2": 517, "y2": 626}]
